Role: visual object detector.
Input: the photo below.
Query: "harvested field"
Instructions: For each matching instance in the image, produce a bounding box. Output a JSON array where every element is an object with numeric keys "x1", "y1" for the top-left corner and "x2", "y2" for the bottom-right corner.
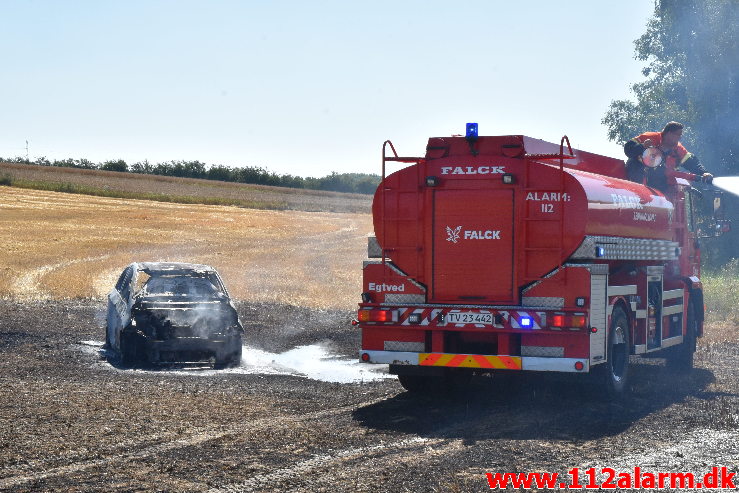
[
  {"x1": 0, "y1": 187, "x2": 371, "y2": 309},
  {"x1": 0, "y1": 162, "x2": 372, "y2": 213},
  {"x1": 1, "y1": 186, "x2": 738, "y2": 492}
]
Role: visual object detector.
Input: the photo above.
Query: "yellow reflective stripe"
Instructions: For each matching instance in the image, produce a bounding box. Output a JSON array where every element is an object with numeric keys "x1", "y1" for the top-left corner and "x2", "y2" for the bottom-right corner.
[
  {"x1": 679, "y1": 152, "x2": 693, "y2": 165},
  {"x1": 436, "y1": 354, "x2": 457, "y2": 366},
  {"x1": 418, "y1": 353, "x2": 522, "y2": 369},
  {"x1": 457, "y1": 355, "x2": 483, "y2": 368}
]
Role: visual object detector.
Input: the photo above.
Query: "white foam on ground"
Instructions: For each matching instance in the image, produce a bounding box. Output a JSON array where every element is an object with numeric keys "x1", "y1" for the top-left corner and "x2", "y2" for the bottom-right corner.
[
  {"x1": 234, "y1": 344, "x2": 392, "y2": 382},
  {"x1": 78, "y1": 340, "x2": 106, "y2": 355},
  {"x1": 76, "y1": 341, "x2": 391, "y2": 383}
]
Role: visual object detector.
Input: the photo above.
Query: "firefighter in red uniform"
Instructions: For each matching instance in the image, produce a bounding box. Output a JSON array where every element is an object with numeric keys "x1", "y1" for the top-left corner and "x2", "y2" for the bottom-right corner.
[{"x1": 624, "y1": 121, "x2": 712, "y2": 191}]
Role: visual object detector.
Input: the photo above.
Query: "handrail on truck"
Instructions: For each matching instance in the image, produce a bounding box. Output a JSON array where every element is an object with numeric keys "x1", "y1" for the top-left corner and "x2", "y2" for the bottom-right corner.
[{"x1": 381, "y1": 141, "x2": 424, "y2": 273}]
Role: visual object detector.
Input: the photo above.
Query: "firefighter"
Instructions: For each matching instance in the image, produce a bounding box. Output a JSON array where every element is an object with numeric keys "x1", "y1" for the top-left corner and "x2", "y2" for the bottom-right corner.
[{"x1": 624, "y1": 121, "x2": 712, "y2": 191}]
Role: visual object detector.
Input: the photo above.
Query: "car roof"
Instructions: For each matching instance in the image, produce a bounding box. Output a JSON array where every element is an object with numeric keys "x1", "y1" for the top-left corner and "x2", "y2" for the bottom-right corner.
[{"x1": 134, "y1": 262, "x2": 218, "y2": 276}]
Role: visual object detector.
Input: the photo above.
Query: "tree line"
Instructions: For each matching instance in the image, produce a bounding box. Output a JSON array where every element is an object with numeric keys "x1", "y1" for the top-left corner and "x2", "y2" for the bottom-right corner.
[
  {"x1": 0, "y1": 155, "x2": 381, "y2": 195},
  {"x1": 602, "y1": 0, "x2": 738, "y2": 267}
]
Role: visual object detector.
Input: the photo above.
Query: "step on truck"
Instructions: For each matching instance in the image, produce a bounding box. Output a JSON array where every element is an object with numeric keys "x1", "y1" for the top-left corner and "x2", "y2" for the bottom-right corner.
[{"x1": 357, "y1": 124, "x2": 729, "y2": 395}]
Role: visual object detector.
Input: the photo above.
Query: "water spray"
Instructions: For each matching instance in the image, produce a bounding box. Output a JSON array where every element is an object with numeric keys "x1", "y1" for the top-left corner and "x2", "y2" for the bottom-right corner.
[{"x1": 712, "y1": 177, "x2": 739, "y2": 198}]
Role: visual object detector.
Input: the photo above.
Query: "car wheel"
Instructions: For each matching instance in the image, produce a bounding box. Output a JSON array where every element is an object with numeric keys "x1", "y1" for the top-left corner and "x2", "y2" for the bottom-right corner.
[
  {"x1": 102, "y1": 324, "x2": 111, "y2": 350},
  {"x1": 230, "y1": 345, "x2": 243, "y2": 367},
  {"x1": 119, "y1": 330, "x2": 141, "y2": 367}
]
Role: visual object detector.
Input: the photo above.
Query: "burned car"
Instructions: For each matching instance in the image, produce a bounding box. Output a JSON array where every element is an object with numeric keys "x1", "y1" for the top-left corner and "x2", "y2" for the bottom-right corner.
[{"x1": 105, "y1": 262, "x2": 243, "y2": 368}]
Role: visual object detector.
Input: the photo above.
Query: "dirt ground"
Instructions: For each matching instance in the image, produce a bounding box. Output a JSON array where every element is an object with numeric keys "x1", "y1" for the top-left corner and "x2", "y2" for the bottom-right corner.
[
  {"x1": 0, "y1": 299, "x2": 738, "y2": 492},
  {"x1": 1, "y1": 188, "x2": 739, "y2": 492}
]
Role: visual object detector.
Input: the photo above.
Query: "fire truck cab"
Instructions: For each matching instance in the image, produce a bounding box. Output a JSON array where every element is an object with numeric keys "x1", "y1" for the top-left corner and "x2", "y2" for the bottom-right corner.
[{"x1": 358, "y1": 125, "x2": 727, "y2": 396}]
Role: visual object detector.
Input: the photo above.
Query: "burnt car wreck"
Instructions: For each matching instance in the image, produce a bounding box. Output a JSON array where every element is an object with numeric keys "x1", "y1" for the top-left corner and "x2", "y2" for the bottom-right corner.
[{"x1": 106, "y1": 262, "x2": 243, "y2": 368}]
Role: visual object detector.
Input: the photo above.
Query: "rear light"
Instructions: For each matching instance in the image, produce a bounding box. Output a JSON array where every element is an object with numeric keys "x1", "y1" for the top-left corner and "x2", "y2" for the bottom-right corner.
[
  {"x1": 357, "y1": 309, "x2": 395, "y2": 323},
  {"x1": 551, "y1": 314, "x2": 565, "y2": 327},
  {"x1": 361, "y1": 353, "x2": 370, "y2": 362},
  {"x1": 549, "y1": 313, "x2": 587, "y2": 329},
  {"x1": 574, "y1": 361, "x2": 584, "y2": 371},
  {"x1": 570, "y1": 315, "x2": 586, "y2": 328}
]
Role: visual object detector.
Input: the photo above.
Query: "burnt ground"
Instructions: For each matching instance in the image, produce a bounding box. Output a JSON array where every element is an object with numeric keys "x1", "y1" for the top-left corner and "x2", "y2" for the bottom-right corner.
[{"x1": 0, "y1": 299, "x2": 738, "y2": 492}]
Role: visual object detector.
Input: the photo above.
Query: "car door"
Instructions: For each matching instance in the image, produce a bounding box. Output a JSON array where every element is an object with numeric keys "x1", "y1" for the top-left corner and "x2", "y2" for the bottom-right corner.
[{"x1": 107, "y1": 265, "x2": 134, "y2": 350}]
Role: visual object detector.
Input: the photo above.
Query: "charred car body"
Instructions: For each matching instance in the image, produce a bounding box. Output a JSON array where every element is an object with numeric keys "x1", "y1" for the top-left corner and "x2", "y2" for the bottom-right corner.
[{"x1": 106, "y1": 262, "x2": 243, "y2": 367}]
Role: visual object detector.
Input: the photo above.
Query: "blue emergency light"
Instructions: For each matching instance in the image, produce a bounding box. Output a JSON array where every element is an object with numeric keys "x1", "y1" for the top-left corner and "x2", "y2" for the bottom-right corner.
[
  {"x1": 595, "y1": 246, "x2": 605, "y2": 258},
  {"x1": 466, "y1": 122, "x2": 478, "y2": 140},
  {"x1": 520, "y1": 316, "x2": 533, "y2": 328}
]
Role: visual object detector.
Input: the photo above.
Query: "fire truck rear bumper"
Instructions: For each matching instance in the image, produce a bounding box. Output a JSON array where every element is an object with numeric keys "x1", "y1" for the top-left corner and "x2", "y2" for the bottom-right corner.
[{"x1": 361, "y1": 350, "x2": 590, "y2": 373}]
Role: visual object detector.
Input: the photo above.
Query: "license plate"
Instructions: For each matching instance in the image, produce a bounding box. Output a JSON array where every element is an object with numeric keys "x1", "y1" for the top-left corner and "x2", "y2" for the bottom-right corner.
[{"x1": 446, "y1": 312, "x2": 493, "y2": 325}]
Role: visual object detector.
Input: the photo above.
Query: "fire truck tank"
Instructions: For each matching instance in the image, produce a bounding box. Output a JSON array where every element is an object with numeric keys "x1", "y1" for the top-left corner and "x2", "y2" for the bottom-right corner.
[{"x1": 373, "y1": 135, "x2": 675, "y2": 305}]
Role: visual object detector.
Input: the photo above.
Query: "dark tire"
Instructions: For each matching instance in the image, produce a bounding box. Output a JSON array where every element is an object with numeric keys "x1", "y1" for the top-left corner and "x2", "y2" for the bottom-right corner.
[
  {"x1": 596, "y1": 306, "x2": 630, "y2": 397},
  {"x1": 397, "y1": 374, "x2": 432, "y2": 393},
  {"x1": 667, "y1": 301, "x2": 696, "y2": 372},
  {"x1": 119, "y1": 331, "x2": 141, "y2": 367},
  {"x1": 215, "y1": 351, "x2": 242, "y2": 369},
  {"x1": 490, "y1": 371, "x2": 522, "y2": 393},
  {"x1": 227, "y1": 345, "x2": 243, "y2": 368},
  {"x1": 443, "y1": 368, "x2": 473, "y2": 391},
  {"x1": 102, "y1": 325, "x2": 111, "y2": 350},
  {"x1": 398, "y1": 369, "x2": 472, "y2": 393}
]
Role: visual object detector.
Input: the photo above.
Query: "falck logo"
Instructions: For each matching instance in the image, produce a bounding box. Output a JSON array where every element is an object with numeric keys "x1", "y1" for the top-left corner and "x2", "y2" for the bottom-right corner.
[{"x1": 446, "y1": 225, "x2": 461, "y2": 243}]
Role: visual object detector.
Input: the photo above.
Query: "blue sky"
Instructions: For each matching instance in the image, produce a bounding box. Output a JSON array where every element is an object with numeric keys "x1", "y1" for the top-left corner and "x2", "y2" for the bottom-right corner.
[{"x1": 0, "y1": 1, "x2": 656, "y2": 177}]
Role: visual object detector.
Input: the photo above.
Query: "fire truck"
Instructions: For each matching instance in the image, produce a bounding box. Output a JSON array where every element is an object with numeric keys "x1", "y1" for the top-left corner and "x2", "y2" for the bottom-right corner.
[{"x1": 357, "y1": 124, "x2": 728, "y2": 396}]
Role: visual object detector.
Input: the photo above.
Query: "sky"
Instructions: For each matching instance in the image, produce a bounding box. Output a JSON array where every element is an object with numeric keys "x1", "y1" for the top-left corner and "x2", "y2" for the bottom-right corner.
[{"x1": 0, "y1": 1, "x2": 657, "y2": 178}]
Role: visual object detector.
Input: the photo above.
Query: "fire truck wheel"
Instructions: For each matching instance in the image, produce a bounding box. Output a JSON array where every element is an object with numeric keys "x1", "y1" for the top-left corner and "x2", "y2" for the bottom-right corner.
[
  {"x1": 601, "y1": 306, "x2": 630, "y2": 396},
  {"x1": 397, "y1": 371, "x2": 472, "y2": 393},
  {"x1": 667, "y1": 300, "x2": 696, "y2": 371},
  {"x1": 397, "y1": 374, "x2": 433, "y2": 393},
  {"x1": 443, "y1": 368, "x2": 472, "y2": 391}
]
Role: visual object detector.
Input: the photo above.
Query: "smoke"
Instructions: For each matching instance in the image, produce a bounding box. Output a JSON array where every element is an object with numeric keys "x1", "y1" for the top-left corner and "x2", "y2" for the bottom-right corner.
[
  {"x1": 712, "y1": 177, "x2": 739, "y2": 198},
  {"x1": 138, "y1": 272, "x2": 239, "y2": 340}
]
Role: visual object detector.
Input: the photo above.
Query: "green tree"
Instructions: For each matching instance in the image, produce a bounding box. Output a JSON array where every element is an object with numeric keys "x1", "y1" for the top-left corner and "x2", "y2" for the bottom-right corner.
[
  {"x1": 130, "y1": 160, "x2": 153, "y2": 174},
  {"x1": 101, "y1": 160, "x2": 128, "y2": 172},
  {"x1": 603, "y1": 0, "x2": 739, "y2": 265}
]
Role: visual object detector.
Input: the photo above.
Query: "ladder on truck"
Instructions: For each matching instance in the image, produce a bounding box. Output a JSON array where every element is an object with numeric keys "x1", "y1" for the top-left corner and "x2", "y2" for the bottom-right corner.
[
  {"x1": 521, "y1": 135, "x2": 575, "y2": 284},
  {"x1": 379, "y1": 140, "x2": 425, "y2": 282}
]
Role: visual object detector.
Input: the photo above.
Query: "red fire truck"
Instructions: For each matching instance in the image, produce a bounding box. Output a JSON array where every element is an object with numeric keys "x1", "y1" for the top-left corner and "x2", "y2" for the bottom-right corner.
[{"x1": 357, "y1": 125, "x2": 728, "y2": 396}]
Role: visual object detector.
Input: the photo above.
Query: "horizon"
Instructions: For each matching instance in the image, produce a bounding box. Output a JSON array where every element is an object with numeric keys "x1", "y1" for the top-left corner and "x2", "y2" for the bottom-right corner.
[{"x1": 1, "y1": 1, "x2": 655, "y2": 179}]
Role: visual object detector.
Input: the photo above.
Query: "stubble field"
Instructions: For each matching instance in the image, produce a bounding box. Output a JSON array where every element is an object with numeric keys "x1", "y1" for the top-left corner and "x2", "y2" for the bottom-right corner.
[
  {"x1": 1, "y1": 183, "x2": 738, "y2": 492},
  {"x1": 0, "y1": 186, "x2": 371, "y2": 310},
  {"x1": 0, "y1": 162, "x2": 372, "y2": 213}
]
